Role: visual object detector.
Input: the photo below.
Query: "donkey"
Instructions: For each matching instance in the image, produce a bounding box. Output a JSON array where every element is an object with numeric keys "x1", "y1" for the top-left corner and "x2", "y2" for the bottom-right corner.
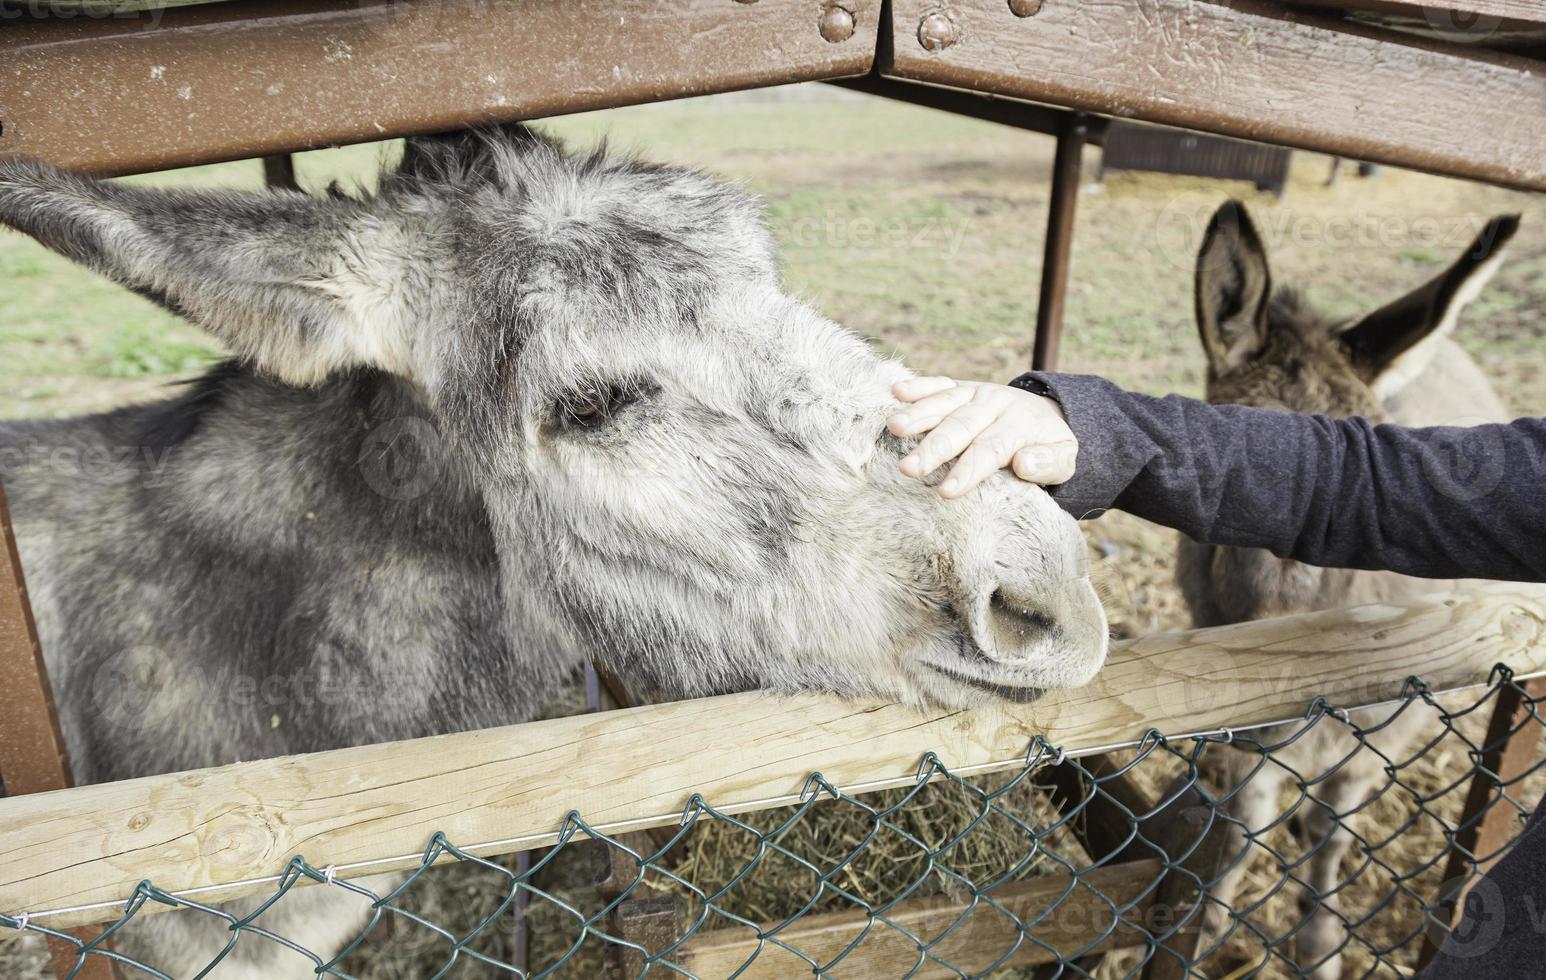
[
  {"x1": 0, "y1": 126, "x2": 1108, "y2": 976},
  {"x1": 1178, "y1": 201, "x2": 1518, "y2": 979}
]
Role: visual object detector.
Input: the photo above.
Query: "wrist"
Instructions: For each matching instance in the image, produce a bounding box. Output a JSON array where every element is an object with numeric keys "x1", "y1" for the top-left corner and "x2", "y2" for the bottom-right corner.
[{"x1": 1009, "y1": 373, "x2": 1057, "y2": 402}]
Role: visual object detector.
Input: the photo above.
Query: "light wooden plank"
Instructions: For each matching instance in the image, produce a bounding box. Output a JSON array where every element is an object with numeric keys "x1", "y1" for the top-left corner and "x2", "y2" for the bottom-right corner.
[
  {"x1": 2, "y1": 584, "x2": 1545, "y2": 928},
  {"x1": 671, "y1": 858, "x2": 1162, "y2": 978},
  {"x1": 884, "y1": 0, "x2": 1546, "y2": 191}
]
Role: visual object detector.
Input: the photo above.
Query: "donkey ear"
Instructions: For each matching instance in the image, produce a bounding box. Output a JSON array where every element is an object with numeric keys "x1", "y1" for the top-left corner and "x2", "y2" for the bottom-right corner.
[
  {"x1": 1195, "y1": 201, "x2": 1274, "y2": 375},
  {"x1": 1341, "y1": 214, "x2": 1519, "y2": 400},
  {"x1": 0, "y1": 157, "x2": 420, "y2": 387},
  {"x1": 388, "y1": 124, "x2": 548, "y2": 190}
]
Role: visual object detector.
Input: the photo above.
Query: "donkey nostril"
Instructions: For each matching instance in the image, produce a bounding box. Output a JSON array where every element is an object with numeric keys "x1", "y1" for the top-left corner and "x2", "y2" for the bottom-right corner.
[{"x1": 989, "y1": 588, "x2": 1060, "y2": 642}]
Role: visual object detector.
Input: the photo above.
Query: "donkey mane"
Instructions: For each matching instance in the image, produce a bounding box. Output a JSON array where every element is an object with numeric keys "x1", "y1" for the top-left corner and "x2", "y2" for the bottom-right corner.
[{"x1": 130, "y1": 360, "x2": 247, "y2": 454}]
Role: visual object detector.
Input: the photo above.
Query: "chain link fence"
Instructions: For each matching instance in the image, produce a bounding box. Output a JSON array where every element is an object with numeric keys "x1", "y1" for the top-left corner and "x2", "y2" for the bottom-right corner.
[{"x1": 5, "y1": 666, "x2": 1542, "y2": 979}]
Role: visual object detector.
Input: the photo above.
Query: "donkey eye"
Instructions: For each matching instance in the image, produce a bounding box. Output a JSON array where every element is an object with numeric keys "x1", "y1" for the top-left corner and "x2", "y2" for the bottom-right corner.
[
  {"x1": 556, "y1": 381, "x2": 650, "y2": 431},
  {"x1": 566, "y1": 396, "x2": 607, "y2": 425}
]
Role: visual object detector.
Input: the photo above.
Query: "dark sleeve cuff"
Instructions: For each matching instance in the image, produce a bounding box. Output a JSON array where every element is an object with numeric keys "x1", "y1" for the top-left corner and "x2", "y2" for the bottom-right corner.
[{"x1": 1008, "y1": 372, "x2": 1164, "y2": 519}]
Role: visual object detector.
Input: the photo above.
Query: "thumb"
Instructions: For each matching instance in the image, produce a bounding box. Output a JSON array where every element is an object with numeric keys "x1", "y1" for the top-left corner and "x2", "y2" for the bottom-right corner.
[{"x1": 1011, "y1": 443, "x2": 1077, "y2": 486}]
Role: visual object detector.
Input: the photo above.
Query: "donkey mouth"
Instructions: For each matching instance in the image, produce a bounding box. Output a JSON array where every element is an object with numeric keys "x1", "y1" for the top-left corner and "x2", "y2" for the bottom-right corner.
[{"x1": 924, "y1": 663, "x2": 1046, "y2": 704}]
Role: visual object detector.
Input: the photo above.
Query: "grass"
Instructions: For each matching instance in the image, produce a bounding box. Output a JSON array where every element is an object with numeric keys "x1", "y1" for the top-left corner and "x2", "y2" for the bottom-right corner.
[
  {"x1": 5, "y1": 95, "x2": 1544, "y2": 413},
  {"x1": 1, "y1": 87, "x2": 1543, "y2": 978}
]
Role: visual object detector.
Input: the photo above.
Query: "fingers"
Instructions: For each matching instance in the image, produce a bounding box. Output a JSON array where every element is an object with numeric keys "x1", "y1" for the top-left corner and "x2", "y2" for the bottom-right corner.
[
  {"x1": 891, "y1": 376, "x2": 956, "y2": 403},
  {"x1": 938, "y1": 419, "x2": 1022, "y2": 498},
  {"x1": 1012, "y1": 442, "x2": 1077, "y2": 486},
  {"x1": 899, "y1": 401, "x2": 999, "y2": 479},
  {"x1": 889, "y1": 379, "x2": 1079, "y2": 495},
  {"x1": 887, "y1": 383, "x2": 974, "y2": 438}
]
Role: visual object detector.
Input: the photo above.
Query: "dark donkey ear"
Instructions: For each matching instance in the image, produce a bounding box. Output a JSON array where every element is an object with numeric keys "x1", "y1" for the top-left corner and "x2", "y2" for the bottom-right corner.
[
  {"x1": 1340, "y1": 214, "x2": 1520, "y2": 398},
  {"x1": 0, "y1": 156, "x2": 423, "y2": 387},
  {"x1": 1195, "y1": 201, "x2": 1274, "y2": 376},
  {"x1": 388, "y1": 123, "x2": 549, "y2": 190}
]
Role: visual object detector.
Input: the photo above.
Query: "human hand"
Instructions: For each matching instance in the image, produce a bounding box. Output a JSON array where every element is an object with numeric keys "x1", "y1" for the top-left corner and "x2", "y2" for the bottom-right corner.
[{"x1": 887, "y1": 377, "x2": 1077, "y2": 499}]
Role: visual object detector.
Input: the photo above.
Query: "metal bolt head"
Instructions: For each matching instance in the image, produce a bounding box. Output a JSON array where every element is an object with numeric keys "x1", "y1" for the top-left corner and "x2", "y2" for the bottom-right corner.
[
  {"x1": 918, "y1": 11, "x2": 959, "y2": 51},
  {"x1": 819, "y1": 4, "x2": 855, "y2": 42},
  {"x1": 1008, "y1": 0, "x2": 1043, "y2": 16}
]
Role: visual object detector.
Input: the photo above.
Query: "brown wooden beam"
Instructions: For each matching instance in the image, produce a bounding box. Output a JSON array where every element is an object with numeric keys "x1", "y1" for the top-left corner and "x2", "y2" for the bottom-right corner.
[
  {"x1": 0, "y1": 0, "x2": 881, "y2": 177},
  {"x1": 1035, "y1": 753, "x2": 1158, "y2": 867},
  {"x1": 0, "y1": 483, "x2": 117, "y2": 980},
  {"x1": 1139, "y1": 776, "x2": 1235, "y2": 980},
  {"x1": 1417, "y1": 674, "x2": 1546, "y2": 969},
  {"x1": 0, "y1": 486, "x2": 69, "y2": 800},
  {"x1": 1029, "y1": 750, "x2": 1158, "y2": 979},
  {"x1": 671, "y1": 857, "x2": 1162, "y2": 976},
  {"x1": 883, "y1": 0, "x2": 1546, "y2": 192}
]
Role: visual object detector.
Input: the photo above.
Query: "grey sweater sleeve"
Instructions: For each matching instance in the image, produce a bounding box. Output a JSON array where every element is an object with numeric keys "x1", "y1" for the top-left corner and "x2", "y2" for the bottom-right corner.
[{"x1": 1012, "y1": 373, "x2": 1546, "y2": 583}]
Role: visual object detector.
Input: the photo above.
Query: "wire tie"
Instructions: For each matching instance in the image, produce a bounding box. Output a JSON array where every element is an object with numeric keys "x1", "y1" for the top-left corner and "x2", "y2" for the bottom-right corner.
[
  {"x1": 13, "y1": 913, "x2": 28, "y2": 932},
  {"x1": 1219, "y1": 727, "x2": 1235, "y2": 744},
  {"x1": 323, "y1": 866, "x2": 338, "y2": 886},
  {"x1": 1052, "y1": 746, "x2": 1067, "y2": 766}
]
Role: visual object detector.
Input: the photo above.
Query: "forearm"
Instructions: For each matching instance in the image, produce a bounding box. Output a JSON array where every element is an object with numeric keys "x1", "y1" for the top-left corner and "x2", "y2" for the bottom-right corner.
[{"x1": 1016, "y1": 373, "x2": 1546, "y2": 583}]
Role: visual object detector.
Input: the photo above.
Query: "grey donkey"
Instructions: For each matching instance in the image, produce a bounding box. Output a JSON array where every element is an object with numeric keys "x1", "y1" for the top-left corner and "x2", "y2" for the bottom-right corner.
[
  {"x1": 0, "y1": 126, "x2": 1108, "y2": 976},
  {"x1": 1178, "y1": 201, "x2": 1518, "y2": 979}
]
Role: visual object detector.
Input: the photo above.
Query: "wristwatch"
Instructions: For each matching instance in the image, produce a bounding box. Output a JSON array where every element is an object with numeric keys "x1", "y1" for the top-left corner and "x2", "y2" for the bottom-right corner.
[{"x1": 1010, "y1": 373, "x2": 1058, "y2": 402}]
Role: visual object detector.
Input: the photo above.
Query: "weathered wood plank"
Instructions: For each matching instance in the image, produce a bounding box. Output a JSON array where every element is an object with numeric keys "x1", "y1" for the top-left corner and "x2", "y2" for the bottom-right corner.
[
  {"x1": 0, "y1": 484, "x2": 118, "y2": 978},
  {"x1": 671, "y1": 858, "x2": 1162, "y2": 977},
  {"x1": 2, "y1": 584, "x2": 1544, "y2": 929},
  {"x1": 884, "y1": 0, "x2": 1546, "y2": 191},
  {"x1": 1295, "y1": 0, "x2": 1546, "y2": 27},
  {"x1": 0, "y1": 0, "x2": 880, "y2": 176},
  {"x1": 0, "y1": 483, "x2": 70, "y2": 800}
]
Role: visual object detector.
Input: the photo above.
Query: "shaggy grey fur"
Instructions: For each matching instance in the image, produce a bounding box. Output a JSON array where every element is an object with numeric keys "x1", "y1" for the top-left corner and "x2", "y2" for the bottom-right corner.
[{"x1": 0, "y1": 126, "x2": 1106, "y2": 975}]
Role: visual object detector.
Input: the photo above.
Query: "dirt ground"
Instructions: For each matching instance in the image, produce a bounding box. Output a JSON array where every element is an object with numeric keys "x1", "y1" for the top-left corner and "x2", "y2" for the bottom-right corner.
[{"x1": 1, "y1": 87, "x2": 1543, "y2": 977}]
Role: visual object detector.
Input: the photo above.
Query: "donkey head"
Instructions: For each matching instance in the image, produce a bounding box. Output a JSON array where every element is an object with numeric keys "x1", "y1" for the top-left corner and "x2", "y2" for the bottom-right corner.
[
  {"x1": 1193, "y1": 200, "x2": 1518, "y2": 419},
  {"x1": 0, "y1": 126, "x2": 1107, "y2": 710},
  {"x1": 1180, "y1": 200, "x2": 1518, "y2": 625}
]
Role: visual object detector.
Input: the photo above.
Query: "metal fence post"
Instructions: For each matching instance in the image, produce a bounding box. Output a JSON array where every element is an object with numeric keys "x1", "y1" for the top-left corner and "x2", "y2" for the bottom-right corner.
[
  {"x1": 0, "y1": 481, "x2": 119, "y2": 980},
  {"x1": 262, "y1": 153, "x2": 299, "y2": 191},
  {"x1": 1032, "y1": 112, "x2": 1088, "y2": 372}
]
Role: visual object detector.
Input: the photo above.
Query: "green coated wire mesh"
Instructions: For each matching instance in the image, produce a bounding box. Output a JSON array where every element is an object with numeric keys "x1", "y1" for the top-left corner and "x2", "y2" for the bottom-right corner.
[{"x1": 5, "y1": 666, "x2": 1542, "y2": 979}]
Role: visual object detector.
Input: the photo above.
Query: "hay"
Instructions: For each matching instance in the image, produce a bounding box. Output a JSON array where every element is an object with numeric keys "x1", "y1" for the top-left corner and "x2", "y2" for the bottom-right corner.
[{"x1": 338, "y1": 761, "x2": 1093, "y2": 976}]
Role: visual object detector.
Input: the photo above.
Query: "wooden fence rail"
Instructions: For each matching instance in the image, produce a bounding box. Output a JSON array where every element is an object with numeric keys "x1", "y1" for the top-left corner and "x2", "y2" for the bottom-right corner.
[
  {"x1": 2, "y1": 584, "x2": 1544, "y2": 930},
  {"x1": 883, "y1": 0, "x2": 1546, "y2": 191}
]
